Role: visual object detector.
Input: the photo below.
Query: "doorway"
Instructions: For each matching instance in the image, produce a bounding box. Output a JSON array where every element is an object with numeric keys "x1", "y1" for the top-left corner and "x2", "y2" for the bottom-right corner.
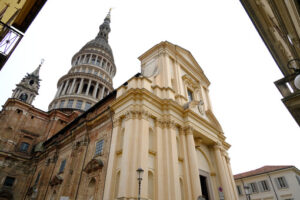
[{"x1": 200, "y1": 175, "x2": 210, "y2": 200}]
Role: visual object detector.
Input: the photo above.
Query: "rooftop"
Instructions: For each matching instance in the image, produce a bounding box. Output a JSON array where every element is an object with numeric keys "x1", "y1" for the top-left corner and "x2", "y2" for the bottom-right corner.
[{"x1": 234, "y1": 165, "x2": 295, "y2": 179}]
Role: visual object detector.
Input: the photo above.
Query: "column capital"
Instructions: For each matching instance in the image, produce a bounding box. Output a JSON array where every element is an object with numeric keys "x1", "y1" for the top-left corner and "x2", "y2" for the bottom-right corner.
[{"x1": 184, "y1": 125, "x2": 194, "y2": 135}]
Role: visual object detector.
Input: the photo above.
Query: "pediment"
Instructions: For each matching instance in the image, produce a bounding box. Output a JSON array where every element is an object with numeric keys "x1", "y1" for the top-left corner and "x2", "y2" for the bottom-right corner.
[{"x1": 84, "y1": 158, "x2": 104, "y2": 173}]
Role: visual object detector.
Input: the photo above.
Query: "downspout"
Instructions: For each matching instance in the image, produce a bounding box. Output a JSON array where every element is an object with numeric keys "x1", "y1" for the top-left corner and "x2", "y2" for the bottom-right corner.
[
  {"x1": 43, "y1": 147, "x2": 59, "y2": 200},
  {"x1": 268, "y1": 174, "x2": 279, "y2": 200},
  {"x1": 74, "y1": 120, "x2": 90, "y2": 200},
  {"x1": 102, "y1": 106, "x2": 113, "y2": 199},
  {"x1": 22, "y1": 161, "x2": 38, "y2": 200}
]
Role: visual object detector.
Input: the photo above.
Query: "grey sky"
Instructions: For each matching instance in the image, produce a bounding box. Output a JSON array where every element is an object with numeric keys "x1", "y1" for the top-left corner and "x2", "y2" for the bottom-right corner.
[{"x1": 0, "y1": 0, "x2": 299, "y2": 174}]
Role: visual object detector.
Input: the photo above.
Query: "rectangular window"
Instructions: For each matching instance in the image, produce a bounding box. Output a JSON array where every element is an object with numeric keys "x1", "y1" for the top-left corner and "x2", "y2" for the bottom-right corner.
[
  {"x1": 76, "y1": 100, "x2": 83, "y2": 109},
  {"x1": 59, "y1": 159, "x2": 67, "y2": 174},
  {"x1": 84, "y1": 102, "x2": 91, "y2": 111},
  {"x1": 259, "y1": 180, "x2": 270, "y2": 191},
  {"x1": 3, "y1": 177, "x2": 15, "y2": 187},
  {"x1": 67, "y1": 100, "x2": 74, "y2": 108},
  {"x1": 96, "y1": 57, "x2": 100, "y2": 66},
  {"x1": 250, "y1": 182, "x2": 259, "y2": 193},
  {"x1": 276, "y1": 177, "x2": 288, "y2": 189},
  {"x1": 237, "y1": 185, "x2": 242, "y2": 195},
  {"x1": 59, "y1": 100, "x2": 65, "y2": 108},
  {"x1": 34, "y1": 172, "x2": 41, "y2": 186},
  {"x1": 20, "y1": 142, "x2": 29, "y2": 152},
  {"x1": 187, "y1": 89, "x2": 193, "y2": 102},
  {"x1": 95, "y1": 140, "x2": 104, "y2": 156}
]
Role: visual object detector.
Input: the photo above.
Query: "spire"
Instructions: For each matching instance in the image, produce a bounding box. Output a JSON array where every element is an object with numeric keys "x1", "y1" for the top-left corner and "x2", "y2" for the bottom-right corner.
[
  {"x1": 31, "y1": 59, "x2": 44, "y2": 77},
  {"x1": 96, "y1": 9, "x2": 112, "y2": 41}
]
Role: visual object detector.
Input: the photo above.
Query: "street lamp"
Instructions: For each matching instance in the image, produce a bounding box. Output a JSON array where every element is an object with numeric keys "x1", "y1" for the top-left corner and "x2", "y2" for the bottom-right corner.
[
  {"x1": 287, "y1": 58, "x2": 300, "y2": 89},
  {"x1": 244, "y1": 186, "x2": 251, "y2": 200},
  {"x1": 136, "y1": 168, "x2": 144, "y2": 200}
]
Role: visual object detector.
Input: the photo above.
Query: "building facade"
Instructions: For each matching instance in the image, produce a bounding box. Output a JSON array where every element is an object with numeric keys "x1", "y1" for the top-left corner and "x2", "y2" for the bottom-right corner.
[
  {"x1": 240, "y1": 0, "x2": 300, "y2": 126},
  {"x1": 103, "y1": 41, "x2": 238, "y2": 200},
  {"x1": 234, "y1": 165, "x2": 300, "y2": 200},
  {"x1": 0, "y1": 0, "x2": 47, "y2": 70},
  {"x1": 0, "y1": 11, "x2": 238, "y2": 200}
]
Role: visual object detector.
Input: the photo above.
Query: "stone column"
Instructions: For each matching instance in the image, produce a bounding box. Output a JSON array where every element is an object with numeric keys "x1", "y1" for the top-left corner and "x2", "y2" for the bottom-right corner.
[
  {"x1": 155, "y1": 120, "x2": 166, "y2": 200},
  {"x1": 55, "y1": 84, "x2": 64, "y2": 97},
  {"x1": 179, "y1": 129, "x2": 192, "y2": 200},
  {"x1": 168, "y1": 123, "x2": 181, "y2": 200},
  {"x1": 118, "y1": 113, "x2": 135, "y2": 198},
  {"x1": 99, "y1": 57, "x2": 103, "y2": 67},
  {"x1": 137, "y1": 114, "x2": 149, "y2": 198},
  {"x1": 61, "y1": 79, "x2": 69, "y2": 95},
  {"x1": 77, "y1": 78, "x2": 84, "y2": 94},
  {"x1": 225, "y1": 156, "x2": 238, "y2": 200},
  {"x1": 185, "y1": 127, "x2": 202, "y2": 199},
  {"x1": 69, "y1": 78, "x2": 76, "y2": 94},
  {"x1": 85, "y1": 79, "x2": 92, "y2": 95},
  {"x1": 93, "y1": 83, "x2": 99, "y2": 98},
  {"x1": 103, "y1": 119, "x2": 121, "y2": 200},
  {"x1": 100, "y1": 86, "x2": 105, "y2": 99},
  {"x1": 213, "y1": 144, "x2": 231, "y2": 200}
]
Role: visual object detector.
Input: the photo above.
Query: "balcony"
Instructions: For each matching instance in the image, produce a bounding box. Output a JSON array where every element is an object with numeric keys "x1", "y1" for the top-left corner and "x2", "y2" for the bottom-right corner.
[
  {"x1": 0, "y1": 21, "x2": 23, "y2": 70},
  {"x1": 275, "y1": 74, "x2": 300, "y2": 126}
]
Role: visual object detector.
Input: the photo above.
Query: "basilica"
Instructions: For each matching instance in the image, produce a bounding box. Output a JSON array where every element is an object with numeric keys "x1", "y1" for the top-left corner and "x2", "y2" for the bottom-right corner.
[{"x1": 0, "y1": 11, "x2": 238, "y2": 200}]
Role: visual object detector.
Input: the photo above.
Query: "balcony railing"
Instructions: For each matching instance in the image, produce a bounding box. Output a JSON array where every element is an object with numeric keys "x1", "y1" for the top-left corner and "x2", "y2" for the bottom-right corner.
[
  {"x1": 0, "y1": 21, "x2": 23, "y2": 70},
  {"x1": 275, "y1": 74, "x2": 300, "y2": 126}
]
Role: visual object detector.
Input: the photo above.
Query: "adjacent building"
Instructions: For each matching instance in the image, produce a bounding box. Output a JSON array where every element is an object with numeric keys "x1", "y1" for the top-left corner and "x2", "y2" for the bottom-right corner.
[
  {"x1": 240, "y1": 0, "x2": 300, "y2": 126},
  {"x1": 0, "y1": 0, "x2": 47, "y2": 70},
  {"x1": 234, "y1": 165, "x2": 300, "y2": 200},
  {"x1": 0, "y1": 10, "x2": 238, "y2": 200}
]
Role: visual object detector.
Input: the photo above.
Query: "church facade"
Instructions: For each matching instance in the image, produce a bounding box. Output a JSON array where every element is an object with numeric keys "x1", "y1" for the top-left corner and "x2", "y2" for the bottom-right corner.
[{"x1": 0, "y1": 11, "x2": 238, "y2": 200}]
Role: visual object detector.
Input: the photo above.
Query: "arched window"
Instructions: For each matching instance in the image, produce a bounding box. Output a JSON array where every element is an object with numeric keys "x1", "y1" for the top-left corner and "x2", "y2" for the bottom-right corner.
[
  {"x1": 148, "y1": 171, "x2": 154, "y2": 199},
  {"x1": 20, "y1": 142, "x2": 29, "y2": 152},
  {"x1": 87, "y1": 178, "x2": 96, "y2": 200}
]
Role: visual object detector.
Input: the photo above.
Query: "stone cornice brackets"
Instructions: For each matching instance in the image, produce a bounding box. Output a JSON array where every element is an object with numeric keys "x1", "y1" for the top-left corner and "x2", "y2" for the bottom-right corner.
[{"x1": 50, "y1": 175, "x2": 63, "y2": 186}]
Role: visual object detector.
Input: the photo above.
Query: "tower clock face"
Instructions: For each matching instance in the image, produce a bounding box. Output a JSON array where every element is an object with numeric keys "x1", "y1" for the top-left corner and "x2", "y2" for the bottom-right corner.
[{"x1": 19, "y1": 93, "x2": 28, "y2": 102}]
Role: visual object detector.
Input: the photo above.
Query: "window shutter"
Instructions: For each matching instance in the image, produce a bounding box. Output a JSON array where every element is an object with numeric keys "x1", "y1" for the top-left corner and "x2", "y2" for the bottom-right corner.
[
  {"x1": 282, "y1": 176, "x2": 289, "y2": 188},
  {"x1": 296, "y1": 175, "x2": 300, "y2": 185},
  {"x1": 274, "y1": 178, "x2": 280, "y2": 189}
]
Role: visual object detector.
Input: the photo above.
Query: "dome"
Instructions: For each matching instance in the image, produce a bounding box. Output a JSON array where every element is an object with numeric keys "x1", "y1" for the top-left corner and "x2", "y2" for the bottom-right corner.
[{"x1": 81, "y1": 37, "x2": 114, "y2": 60}]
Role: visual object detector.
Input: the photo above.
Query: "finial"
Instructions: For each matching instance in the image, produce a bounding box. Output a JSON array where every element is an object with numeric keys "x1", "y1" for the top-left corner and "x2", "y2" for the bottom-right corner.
[
  {"x1": 31, "y1": 59, "x2": 44, "y2": 76},
  {"x1": 40, "y1": 58, "x2": 45, "y2": 66},
  {"x1": 106, "y1": 8, "x2": 112, "y2": 19}
]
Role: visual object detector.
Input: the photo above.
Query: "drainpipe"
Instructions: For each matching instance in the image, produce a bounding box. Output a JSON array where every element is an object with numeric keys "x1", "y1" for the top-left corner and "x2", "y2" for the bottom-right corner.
[
  {"x1": 268, "y1": 174, "x2": 279, "y2": 200},
  {"x1": 74, "y1": 121, "x2": 90, "y2": 200},
  {"x1": 22, "y1": 161, "x2": 37, "y2": 200},
  {"x1": 43, "y1": 148, "x2": 59, "y2": 200}
]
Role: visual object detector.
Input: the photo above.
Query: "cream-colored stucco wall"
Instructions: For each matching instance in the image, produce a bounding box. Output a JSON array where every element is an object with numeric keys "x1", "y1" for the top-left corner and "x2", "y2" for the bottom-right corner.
[{"x1": 104, "y1": 41, "x2": 238, "y2": 200}]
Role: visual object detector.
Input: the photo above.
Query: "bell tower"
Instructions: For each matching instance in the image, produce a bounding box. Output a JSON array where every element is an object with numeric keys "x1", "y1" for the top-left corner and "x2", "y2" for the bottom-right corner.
[{"x1": 11, "y1": 59, "x2": 44, "y2": 105}]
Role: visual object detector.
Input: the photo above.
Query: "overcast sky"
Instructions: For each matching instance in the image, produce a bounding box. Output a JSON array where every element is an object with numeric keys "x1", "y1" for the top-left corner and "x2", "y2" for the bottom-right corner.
[{"x1": 0, "y1": 0, "x2": 299, "y2": 174}]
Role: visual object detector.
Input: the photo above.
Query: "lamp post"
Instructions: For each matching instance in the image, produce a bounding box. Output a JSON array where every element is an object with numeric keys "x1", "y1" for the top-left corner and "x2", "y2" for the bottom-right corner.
[
  {"x1": 244, "y1": 186, "x2": 251, "y2": 200},
  {"x1": 287, "y1": 58, "x2": 300, "y2": 89},
  {"x1": 136, "y1": 168, "x2": 144, "y2": 200}
]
